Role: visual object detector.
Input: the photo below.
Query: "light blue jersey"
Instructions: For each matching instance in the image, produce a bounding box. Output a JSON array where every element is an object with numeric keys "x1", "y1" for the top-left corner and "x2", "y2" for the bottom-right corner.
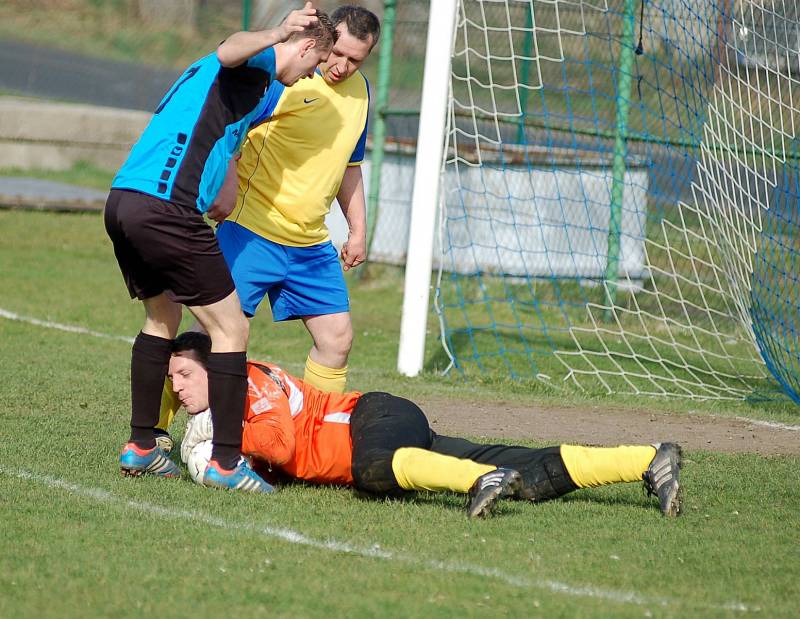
[{"x1": 112, "y1": 48, "x2": 276, "y2": 213}]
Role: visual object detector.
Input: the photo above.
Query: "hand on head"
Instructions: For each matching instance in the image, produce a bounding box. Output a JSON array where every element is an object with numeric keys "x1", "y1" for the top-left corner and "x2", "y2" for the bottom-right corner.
[{"x1": 278, "y1": 2, "x2": 318, "y2": 43}]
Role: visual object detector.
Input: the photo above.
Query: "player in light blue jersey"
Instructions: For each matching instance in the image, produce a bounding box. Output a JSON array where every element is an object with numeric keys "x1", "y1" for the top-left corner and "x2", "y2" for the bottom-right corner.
[
  {"x1": 112, "y1": 5, "x2": 333, "y2": 213},
  {"x1": 105, "y1": 3, "x2": 338, "y2": 493}
]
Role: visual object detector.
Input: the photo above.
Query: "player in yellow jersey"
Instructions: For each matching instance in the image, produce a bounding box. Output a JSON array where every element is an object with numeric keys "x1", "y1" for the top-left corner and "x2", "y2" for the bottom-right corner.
[{"x1": 208, "y1": 6, "x2": 380, "y2": 395}]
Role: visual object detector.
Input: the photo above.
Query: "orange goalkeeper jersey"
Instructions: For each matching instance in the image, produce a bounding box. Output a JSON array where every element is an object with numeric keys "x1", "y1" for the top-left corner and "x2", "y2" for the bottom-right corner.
[{"x1": 240, "y1": 361, "x2": 360, "y2": 485}]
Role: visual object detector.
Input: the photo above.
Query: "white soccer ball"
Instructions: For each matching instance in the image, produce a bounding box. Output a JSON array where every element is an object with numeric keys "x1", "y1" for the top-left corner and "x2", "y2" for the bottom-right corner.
[{"x1": 187, "y1": 439, "x2": 213, "y2": 485}]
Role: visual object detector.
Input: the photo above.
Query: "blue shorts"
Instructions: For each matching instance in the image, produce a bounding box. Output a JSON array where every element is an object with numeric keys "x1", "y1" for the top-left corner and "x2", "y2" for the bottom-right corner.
[{"x1": 216, "y1": 221, "x2": 350, "y2": 320}]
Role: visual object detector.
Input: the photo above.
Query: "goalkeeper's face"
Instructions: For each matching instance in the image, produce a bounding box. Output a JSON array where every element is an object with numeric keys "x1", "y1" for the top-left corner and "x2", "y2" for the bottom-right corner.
[{"x1": 168, "y1": 353, "x2": 209, "y2": 415}]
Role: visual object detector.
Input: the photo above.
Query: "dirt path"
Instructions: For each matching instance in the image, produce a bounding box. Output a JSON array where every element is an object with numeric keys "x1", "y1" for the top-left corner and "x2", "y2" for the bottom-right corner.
[{"x1": 419, "y1": 398, "x2": 800, "y2": 456}]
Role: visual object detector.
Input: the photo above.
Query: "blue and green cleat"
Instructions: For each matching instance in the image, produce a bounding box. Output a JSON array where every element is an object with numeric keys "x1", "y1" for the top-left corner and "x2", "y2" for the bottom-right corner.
[
  {"x1": 119, "y1": 442, "x2": 181, "y2": 478},
  {"x1": 202, "y1": 459, "x2": 275, "y2": 493}
]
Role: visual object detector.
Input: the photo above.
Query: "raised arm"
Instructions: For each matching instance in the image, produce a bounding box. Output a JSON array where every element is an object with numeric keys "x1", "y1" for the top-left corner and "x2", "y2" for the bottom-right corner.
[{"x1": 216, "y1": 2, "x2": 318, "y2": 68}]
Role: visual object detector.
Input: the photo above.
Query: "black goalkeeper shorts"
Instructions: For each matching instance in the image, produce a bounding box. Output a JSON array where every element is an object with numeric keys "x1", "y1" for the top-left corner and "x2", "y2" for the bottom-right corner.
[{"x1": 349, "y1": 392, "x2": 433, "y2": 495}]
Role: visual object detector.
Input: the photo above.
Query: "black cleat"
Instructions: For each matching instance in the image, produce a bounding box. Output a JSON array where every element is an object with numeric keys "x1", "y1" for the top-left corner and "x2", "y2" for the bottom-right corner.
[
  {"x1": 643, "y1": 443, "x2": 683, "y2": 517},
  {"x1": 467, "y1": 468, "x2": 522, "y2": 519}
]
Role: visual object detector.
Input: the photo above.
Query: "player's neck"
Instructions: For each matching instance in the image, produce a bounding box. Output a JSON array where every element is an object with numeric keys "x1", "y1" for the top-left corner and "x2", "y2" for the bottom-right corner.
[{"x1": 272, "y1": 43, "x2": 292, "y2": 83}]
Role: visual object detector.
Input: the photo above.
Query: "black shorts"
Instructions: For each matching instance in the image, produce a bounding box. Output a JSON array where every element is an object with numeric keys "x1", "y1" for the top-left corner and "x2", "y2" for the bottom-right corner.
[
  {"x1": 104, "y1": 189, "x2": 235, "y2": 306},
  {"x1": 350, "y1": 392, "x2": 433, "y2": 496}
]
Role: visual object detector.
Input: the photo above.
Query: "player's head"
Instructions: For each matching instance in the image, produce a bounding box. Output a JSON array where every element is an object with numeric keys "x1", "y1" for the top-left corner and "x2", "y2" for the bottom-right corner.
[
  {"x1": 319, "y1": 5, "x2": 380, "y2": 85},
  {"x1": 276, "y1": 9, "x2": 337, "y2": 86},
  {"x1": 168, "y1": 332, "x2": 212, "y2": 414}
]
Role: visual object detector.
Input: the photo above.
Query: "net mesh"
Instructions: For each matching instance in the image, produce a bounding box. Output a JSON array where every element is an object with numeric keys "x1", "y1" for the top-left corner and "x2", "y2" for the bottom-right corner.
[{"x1": 435, "y1": 0, "x2": 800, "y2": 402}]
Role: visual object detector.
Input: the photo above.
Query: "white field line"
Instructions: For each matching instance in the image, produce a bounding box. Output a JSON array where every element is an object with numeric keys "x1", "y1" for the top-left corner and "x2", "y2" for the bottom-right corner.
[
  {"x1": 0, "y1": 308, "x2": 134, "y2": 344},
  {"x1": 0, "y1": 465, "x2": 753, "y2": 614},
  {"x1": 0, "y1": 307, "x2": 309, "y2": 371},
  {"x1": 733, "y1": 417, "x2": 800, "y2": 432},
  {"x1": 1, "y1": 306, "x2": 796, "y2": 432}
]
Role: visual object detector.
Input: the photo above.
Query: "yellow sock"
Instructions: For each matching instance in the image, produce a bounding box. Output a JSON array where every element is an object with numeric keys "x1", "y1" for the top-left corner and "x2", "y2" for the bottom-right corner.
[
  {"x1": 303, "y1": 355, "x2": 348, "y2": 393},
  {"x1": 391, "y1": 447, "x2": 496, "y2": 493},
  {"x1": 155, "y1": 377, "x2": 180, "y2": 432},
  {"x1": 560, "y1": 444, "x2": 657, "y2": 488}
]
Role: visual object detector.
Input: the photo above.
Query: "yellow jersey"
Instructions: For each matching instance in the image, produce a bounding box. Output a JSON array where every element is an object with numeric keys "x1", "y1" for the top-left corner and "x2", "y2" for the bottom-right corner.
[{"x1": 228, "y1": 70, "x2": 369, "y2": 246}]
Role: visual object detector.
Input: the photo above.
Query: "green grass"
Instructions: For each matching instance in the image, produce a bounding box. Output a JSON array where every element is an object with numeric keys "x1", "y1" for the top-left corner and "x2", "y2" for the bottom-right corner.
[
  {"x1": 0, "y1": 208, "x2": 797, "y2": 422},
  {"x1": 0, "y1": 161, "x2": 115, "y2": 191},
  {"x1": 1, "y1": 314, "x2": 799, "y2": 617},
  {"x1": 0, "y1": 209, "x2": 799, "y2": 616}
]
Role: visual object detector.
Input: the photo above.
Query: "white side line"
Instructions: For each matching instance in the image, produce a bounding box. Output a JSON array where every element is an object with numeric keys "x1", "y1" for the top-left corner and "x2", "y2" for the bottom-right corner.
[
  {"x1": 0, "y1": 465, "x2": 753, "y2": 613},
  {"x1": 0, "y1": 307, "x2": 134, "y2": 344}
]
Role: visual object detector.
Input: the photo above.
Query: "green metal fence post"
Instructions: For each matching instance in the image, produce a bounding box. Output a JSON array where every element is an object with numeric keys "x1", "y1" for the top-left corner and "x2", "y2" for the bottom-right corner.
[
  {"x1": 516, "y1": 4, "x2": 534, "y2": 144},
  {"x1": 242, "y1": 0, "x2": 251, "y2": 30},
  {"x1": 604, "y1": 0, "x2": 638, "y2": 319},
  {"x1": 365, "y1": 0, "x2": 397, "y2": 262}
]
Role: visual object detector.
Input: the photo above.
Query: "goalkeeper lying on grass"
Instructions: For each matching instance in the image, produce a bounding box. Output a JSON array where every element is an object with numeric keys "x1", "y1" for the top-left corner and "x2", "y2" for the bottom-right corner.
[{"x1": 157, "y1": 332, "x2": 683, "y2": 518}]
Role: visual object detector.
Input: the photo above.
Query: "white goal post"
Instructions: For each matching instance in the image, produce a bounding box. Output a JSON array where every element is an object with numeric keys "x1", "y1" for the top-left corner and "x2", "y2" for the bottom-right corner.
[{"x1": 396, "y1": 0, "x2": 459, "y2": 377}]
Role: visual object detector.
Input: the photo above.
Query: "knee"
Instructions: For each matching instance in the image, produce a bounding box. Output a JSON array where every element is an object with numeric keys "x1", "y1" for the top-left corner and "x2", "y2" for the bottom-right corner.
[
  {"x1": 167, "y1": 303, "x2": 183, "y2": 330},
  {"x1": 517, "y1": 447, "x2": 578, "y2": 502},
  {"x1": 230, "y1": 313, "x2": 249, "y2": 349},
  {"x1": 207, "y1": 312, "x2": 249, "y2": 351},
  {"x1": 238, "y1": 315, "x2": 250, "y2": 343},
  {"x1": 334, "y1": 321, "x2": 353, "y2": 355},
  {"x1": 317, "y1": 321, "x2": 353, "y2": 356},
  {"x1": 351, "y1": 448, "x2": 403, "y2": 497},
  {"x1": 144, "y1": 299, "x2": 182, "y2": 338}
]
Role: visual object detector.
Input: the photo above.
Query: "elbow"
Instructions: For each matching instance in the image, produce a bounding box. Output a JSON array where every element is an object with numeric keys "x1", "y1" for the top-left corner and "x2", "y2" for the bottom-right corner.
[
  {"x1": 216, "y1": 46, "x2": 238, "y2": 68},
  {"x1": 266, "y1": 444, "x2": 293, "y2": 467},
  {"x1": 247, "y1": 440, "x2": 293, "y2": 467},
  {"x1": 241, "y1": 423, "x2": 295, "y2": 465}
]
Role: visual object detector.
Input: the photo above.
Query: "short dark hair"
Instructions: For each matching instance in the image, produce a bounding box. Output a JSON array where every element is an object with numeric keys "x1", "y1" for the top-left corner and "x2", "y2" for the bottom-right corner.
[
  {"x1": 172, "y1": 332, "x2": 212, "y2": 367},
  {"x1": 331, "y1": 5, "x2": 380, "y2": 48},
  {"x1": 288, "y1": 9, "x2": 338, "y2": 51}
]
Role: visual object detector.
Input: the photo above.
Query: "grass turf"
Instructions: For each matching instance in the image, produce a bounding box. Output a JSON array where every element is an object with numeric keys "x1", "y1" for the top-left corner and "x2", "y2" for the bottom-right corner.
[
  {"x1": 0, "y1": 207, "x2": 796, "y2": 422},
  {"x1": 0, "y1": 161, "x2": 115, "y2": 191},
  {"x1": 0, "y1": 209, "x2": 799, "y2": 617}
]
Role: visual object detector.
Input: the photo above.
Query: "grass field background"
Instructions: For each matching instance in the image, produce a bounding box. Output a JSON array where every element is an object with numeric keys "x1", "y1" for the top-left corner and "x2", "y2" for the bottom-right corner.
[
  {"x1": 1, "y1": 206, "x2": 799, "y2": 617},
  {"x1": 2, "y1": 0, "x2": 799, "y2": 612}
]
